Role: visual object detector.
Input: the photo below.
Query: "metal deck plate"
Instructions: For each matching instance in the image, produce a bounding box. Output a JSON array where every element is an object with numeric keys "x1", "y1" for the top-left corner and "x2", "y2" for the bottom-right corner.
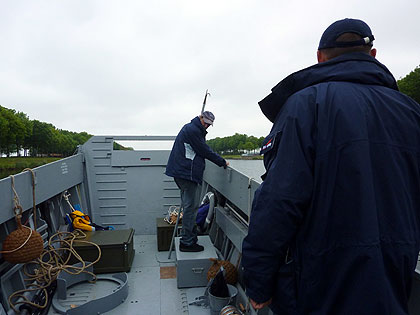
[
  {"x1": 104, "y1": 235, "x2": 185, "y2": 315},
  {"x1": 47, "y1": 235, "x2": 220, "y2": 315},
  {"x1": 52, "y1": 274, "x2": 128, "y2": 315}
]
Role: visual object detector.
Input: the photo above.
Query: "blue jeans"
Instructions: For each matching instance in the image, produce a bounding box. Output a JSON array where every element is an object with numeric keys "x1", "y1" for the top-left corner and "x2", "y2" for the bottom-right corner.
[{"x1": 174, "y1": 178, "x2": 200, "y2": 246}]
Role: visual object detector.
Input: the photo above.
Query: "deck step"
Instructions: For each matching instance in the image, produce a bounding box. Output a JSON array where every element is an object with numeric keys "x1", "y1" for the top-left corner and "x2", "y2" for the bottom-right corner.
[{"x1": 175, "y1": 235, "x2": 218, "y2": 288}]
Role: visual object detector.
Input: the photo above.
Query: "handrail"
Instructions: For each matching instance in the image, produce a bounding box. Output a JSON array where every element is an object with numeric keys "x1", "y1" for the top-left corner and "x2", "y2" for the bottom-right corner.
[{"x1": 100, "y1": 135, "x2": 176, "y2": 141}]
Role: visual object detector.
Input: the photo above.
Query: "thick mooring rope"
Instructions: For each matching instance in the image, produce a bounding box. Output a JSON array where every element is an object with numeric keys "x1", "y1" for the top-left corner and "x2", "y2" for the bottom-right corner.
[
  {"x1": 0, "y1": 173, "x2": 35, "y2": 255},
  {"x1": 22, "y1": 168, "x2": 37, "y2": 230},
  {"x1": 7, "y1": 230, "x2": 102, "y2": 313},
  {"x1": 0, "y1": 225, "x2": 33, "y2": 254},
  {"x1": 10, "y1": 168, "x2": 37, "y2": 229}
]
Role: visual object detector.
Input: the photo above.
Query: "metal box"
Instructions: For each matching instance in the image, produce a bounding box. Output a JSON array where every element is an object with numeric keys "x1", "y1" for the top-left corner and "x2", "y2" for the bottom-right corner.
[
  {"x1": 156, "y1": 218, "x2": 181, "y2": 251},
  {"x1": 175, "y1": 235, "x2": 218, "y2": 288},
  {"x1": 69, "y1": 228, "x2": 135, "y2": 274}
]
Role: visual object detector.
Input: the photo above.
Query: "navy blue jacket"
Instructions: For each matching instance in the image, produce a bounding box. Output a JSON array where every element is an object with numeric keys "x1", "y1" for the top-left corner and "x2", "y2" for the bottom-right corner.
[
  {"x1": 242, "y1": 53, "x2": 420, "y2": 314},
  {"x1": 166, "y1": 117, "x2": 226, "y2": 183}
]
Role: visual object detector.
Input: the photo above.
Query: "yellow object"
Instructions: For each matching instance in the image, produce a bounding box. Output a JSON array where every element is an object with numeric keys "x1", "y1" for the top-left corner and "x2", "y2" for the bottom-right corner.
[{"x1": 69, "y1": 210, "x2": 94, "y2": 231}]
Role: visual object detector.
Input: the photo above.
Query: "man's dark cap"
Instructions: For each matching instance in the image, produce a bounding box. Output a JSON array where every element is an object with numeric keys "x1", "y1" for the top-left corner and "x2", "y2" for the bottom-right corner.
[
  {"x1": 201, "y1": 111, "x2": 215, "y2": 125},
  {"x1": 318, "y1": 18, "x2": 374, "y2": 50}
]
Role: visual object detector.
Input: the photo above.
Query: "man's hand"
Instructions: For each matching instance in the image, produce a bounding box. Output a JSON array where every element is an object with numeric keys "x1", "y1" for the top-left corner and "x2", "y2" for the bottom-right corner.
[
  {"x1": 250, "y1": 298, "x2": 272, "y2": 310},
  {"x1": 223, "y1": 161, "x2": 230, "y2": 169}
]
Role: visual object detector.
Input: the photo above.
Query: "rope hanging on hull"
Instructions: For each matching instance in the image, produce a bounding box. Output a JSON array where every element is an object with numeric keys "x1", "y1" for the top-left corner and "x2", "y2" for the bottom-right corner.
[{"x1": 0, "y1": 169, "x2": 43, "y2": 263}]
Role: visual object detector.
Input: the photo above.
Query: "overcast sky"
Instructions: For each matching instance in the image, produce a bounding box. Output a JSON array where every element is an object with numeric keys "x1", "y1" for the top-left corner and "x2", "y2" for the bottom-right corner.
[{"x1": 1, "y1": 1, "x2": 419, "y2": 144}]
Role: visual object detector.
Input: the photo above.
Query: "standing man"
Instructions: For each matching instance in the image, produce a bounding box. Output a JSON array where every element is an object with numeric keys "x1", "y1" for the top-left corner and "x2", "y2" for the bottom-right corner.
[
  {"x1": 166, "y1": 111, "x2": 228, "y2": 252},
  {"x1": 242, "y1": 18, "x2": 420, "y2": 314}
]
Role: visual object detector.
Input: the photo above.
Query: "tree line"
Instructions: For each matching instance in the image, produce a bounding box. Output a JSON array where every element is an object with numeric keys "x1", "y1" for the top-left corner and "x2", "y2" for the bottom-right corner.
[
  {"x1": 207, "y1": 133, "x2": 265, "y2": 155},
  {"x1": 1, "y1": 65, "x2": 418, "y2": 158},
  {"x1": 397, "y1": 65, "x2": 420, "y2": 104},
  {"x1": 207, "y1": 65, "x2": 420, "y2": 155},
  {"x1": 207, "y1": 66, "x2": 420, "y2": 155},
  {"x1": 0, "y1": 106, "x2": 91, "y2": 157}
]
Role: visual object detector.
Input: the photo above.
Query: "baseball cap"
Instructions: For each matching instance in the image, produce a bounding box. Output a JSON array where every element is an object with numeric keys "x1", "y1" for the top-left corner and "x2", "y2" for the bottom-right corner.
[
  {"x1": 318, "y1": 18, "x2": 374, "y2": 50},
  {"x1": 202, "y1": 111, "x2": 215, "y2": 125}
]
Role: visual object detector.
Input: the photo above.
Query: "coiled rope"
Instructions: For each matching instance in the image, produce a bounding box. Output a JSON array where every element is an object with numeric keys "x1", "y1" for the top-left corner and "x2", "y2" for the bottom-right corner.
[
  {"x1": 164, "y1": 205, "x2": 182, "y2": 225},
  {"x1": 0, "y1": 169, "x2": 102, "y2": 312},
  {"x1": 7, "y1": 229, "x2": 102, "y2": 313},
  {"x1": 0, "y1": 169, "x2": 36, "y2": 255}
]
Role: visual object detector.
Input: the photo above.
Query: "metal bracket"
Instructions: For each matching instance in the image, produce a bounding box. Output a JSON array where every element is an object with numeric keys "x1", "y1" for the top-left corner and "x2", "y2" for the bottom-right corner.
[{"x1": 52, "y1": 262, "x2": 128, "y2": 314}]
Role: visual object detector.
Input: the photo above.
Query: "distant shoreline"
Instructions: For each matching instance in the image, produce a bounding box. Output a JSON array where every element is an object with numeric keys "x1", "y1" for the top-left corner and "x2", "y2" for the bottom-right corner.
[
  {"x1": 0, "y1": 157, "x2": 61, "y2": 179},
  {"x1": 222, "y1": 155, "x2": 262, "y2": 160}
]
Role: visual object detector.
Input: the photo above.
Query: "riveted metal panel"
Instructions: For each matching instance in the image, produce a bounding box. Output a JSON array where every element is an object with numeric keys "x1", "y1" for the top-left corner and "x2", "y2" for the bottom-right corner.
[
  {"x1": 215, "y1": 207, "x2": 248, "y2": 251},
  {"x1": 111, "y1": 150, "x2": 171, "y2": 167},
  {"x1": 81, "y1": 136, "x2": 180, "y2": 234}
]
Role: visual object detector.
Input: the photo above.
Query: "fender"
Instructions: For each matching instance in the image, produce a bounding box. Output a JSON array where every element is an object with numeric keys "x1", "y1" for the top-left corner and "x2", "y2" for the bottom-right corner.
[{"x1": 202, "y1": 192, "x2": 215, "y2": 231}]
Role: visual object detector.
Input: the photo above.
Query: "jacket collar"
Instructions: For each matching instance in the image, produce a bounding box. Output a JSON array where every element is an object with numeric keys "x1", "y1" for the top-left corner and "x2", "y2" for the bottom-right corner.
[
  {"x1": 191, "y1": 116, "x2": 207, "y2": 135},
  {"x1": 259, "y1": 52, "x2": 399, "y2": 123}
]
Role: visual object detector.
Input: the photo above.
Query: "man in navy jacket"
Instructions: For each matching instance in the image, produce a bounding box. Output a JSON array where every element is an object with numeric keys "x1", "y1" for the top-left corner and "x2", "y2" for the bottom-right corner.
[
  {"x1": 242, "y1": 18, "x2": 420, "y2": 314},
  {"x1": 166, "y1": 111, "x2": 228, "y2": 252}
]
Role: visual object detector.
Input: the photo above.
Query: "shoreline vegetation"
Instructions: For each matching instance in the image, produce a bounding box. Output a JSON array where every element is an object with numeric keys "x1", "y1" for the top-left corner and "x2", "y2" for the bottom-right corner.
[
  {"x1": 0, "y1": 157, "x2": 61, "y2": 179},
  {"x1": 1, "y1": 65, "x2": 418, "y2": 180},
  {"x1": 223, "y1": 154, "x2": 262, "y2": 160},
  {"x1": 0, "y1": 155, "x2": 262, "y2": 179}
]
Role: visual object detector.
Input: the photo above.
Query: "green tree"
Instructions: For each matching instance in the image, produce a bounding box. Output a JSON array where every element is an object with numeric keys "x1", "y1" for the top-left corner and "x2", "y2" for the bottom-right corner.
[
  {"x1": 58, "y1": 130, "x2": 91, "y2": 155},
  {"x1": 56, "y1": 133, "x2": 77, "y2": 156},
  {"x1": 398, "y1": 65, "x2": 420, "y2": 103},
  {"x1": 15, "y1": 112, "x2": 33, "y2": 156},
  {"x1": 11, "y1": 113, "x2": 25, "y2": 156},
  {"x1": 0, "y1": 112, "x2": 8, "y2": 155},
  {"x1": 0, "y1": 106, "x2": 24, "y2": 156},
  {"x1": 244, "y1": 141, "x2": 254, "y2": 153},
  {"x1": 30, "y1": 120, "x2": 55, "y2": 156},
  {"x1": 207, "y1": 133, "x2": 265, "y2": 155},
  {"x1": 0, "y1": 105, "x2": 92, "y2": 158}
]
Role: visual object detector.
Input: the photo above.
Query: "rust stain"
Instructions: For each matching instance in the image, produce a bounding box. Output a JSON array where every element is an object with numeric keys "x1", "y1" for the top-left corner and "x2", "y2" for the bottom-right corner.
[{"x1": 160, "y1": 266, "x2": 176, "y2": 279}]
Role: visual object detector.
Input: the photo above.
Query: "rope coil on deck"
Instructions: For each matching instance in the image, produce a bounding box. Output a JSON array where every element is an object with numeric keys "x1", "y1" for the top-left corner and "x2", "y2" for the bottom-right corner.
[
  {"x1": 7, "y1": 229, "x2": 102, "y2": 313},
  {"x1": 164, "y1": 205, "x2": 182, "y2": 225}
]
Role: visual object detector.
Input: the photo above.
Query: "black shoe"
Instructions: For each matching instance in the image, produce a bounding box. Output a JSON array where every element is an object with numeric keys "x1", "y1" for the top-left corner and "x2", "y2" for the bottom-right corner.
[{"x1": 179, "y1": 243, "x2": 204, "y2": 252}]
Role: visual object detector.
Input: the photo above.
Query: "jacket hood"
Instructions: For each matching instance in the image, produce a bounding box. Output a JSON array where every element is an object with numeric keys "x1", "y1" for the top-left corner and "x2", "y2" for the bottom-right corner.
[{"x1": 259, "y1": 52, "x2": 399, "y2": 122}]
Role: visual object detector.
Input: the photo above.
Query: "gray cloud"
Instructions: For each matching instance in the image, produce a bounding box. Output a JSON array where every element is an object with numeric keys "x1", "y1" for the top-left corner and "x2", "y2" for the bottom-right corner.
[{"x1": 1, "y1": 0, "x2": 419, "y2": 140}]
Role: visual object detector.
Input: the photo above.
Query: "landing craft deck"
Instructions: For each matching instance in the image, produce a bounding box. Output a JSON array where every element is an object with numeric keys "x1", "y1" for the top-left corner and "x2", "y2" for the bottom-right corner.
[
  {"x1": 0, "y1": 136, "x2": 420, "y2": 314},
  {"x1": 47, "y1": 234, "x2": 183, "y2": 315}
]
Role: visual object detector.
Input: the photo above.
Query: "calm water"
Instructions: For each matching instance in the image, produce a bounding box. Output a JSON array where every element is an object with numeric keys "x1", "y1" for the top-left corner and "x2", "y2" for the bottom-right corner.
[{"x1": 226, "y1": 159, "x2": 265, "y2": 183}]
